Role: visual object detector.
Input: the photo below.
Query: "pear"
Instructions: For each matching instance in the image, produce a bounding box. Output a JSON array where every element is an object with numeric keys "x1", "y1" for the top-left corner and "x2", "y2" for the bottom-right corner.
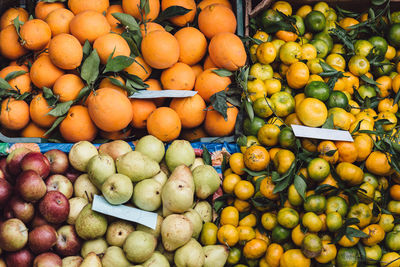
[
  {"x1": 98, "y1": 140, "x2": 132, "y2": 161},
  {"x1": 81, "y1": 238, "x2": 108, "y2": 258},
  {"x1": 184, "y1": 209, "x2": 203, "y2": 239},
  {"x1": 75, "y1": 204, "x2": 108, "y2": 240},
  {"x1": 102, "y1": 173, "x2": 133, "y2": 205},
  {"x1": 194, "y1": 201, "x2": 213, "y2": 222},
  {"x1": 192, "y1": 165, "x2": 220, "y2": 199},
  {"x1": 143, "y1": 252, "x2": 170, "y2": 267},
  {"x1": 116, "y1": 151, "x2": 160, "y2": 182},
  {"x1": 61, "y1": 256, "x2": 82, "y2": 267},
  {"x1": 161, "y1": 165, "x2": 194, "y2": 213},
  {"x1": 165, "y1": 140, "x2": 195, "y2": 172},
  {"x1": 161, "y1": 214, "x2": 193, "y2": 251},
  {"x1": 80, "y1": 252, "x2": 102, "y2": 267},
  {"x1": 152, "y1": 171, "x2": 168, "y2": 186},
  {"x1": 174, "y1": 238, "x2": 205, "y2": 267},
  {"x1": 106, "y1": 220, "x2": 135, "y2": 247},
  {"x1": 123, "y1": 230, "x2": 157, "y2": 263},
  {"x1": 73, "y1": 174, "x2": 99, "y2": 202},
  {"x1": 203, "y1": 245, "x2": 229, "y2": 267},
  {"x1": 136, "y1": 215, "x2": 163, "y2": 238},
  {"x1": 156, "y1": 243, "x2": 175, "y2": 263},
  {"x1": 133, "y1": 179, "x2": 162, "y2": 211},
  {"x1": 68, "y1": 141, "x2": 98, "y2": 172},
  {"x1": 135, "y1": 135, "x2": 165, "y2": 163},
  {"x1": 190, "y1": 158, "x2": 205, "y2": 171},
  {"x1": 87, "y1": 154, "x2": 116, "y2": 189},
  {"x1": 102, "y1": 246, "x2": 131, "y2": 267},
  {"x1": 68, "y1": 197, "x2": 88, "y2": 225}
]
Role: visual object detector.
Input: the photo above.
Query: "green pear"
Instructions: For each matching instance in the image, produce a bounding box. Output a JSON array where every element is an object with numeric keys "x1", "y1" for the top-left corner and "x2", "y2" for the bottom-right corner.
[
  {"x1": 75, "y1": 204, "x2": 108, "y2": 240},
  {"x1": 81, "y1": 238, "x2": 108, "y2": 258},
  {"x1": 102, "y1": 174, "x2": 133, "y2": 205},
  {"x1": 68, "y1": 197, "x2": 88, "y2": 225},
  {"x1": 203, "y1": 245, "x2": 229, "y2": 267},
  {"x1": 123, "y1": 230, "x2": 157, "y2": 263},
  {"x1": 136, "y1": 215, "x2": 163, "y2": 238},
  {"x1": 116, "y1": 151, "x2": 160, "y2": 182},
  {"x1": 135, "y1": 135, "x2": 165, "y2": 163},
  {"x1": 174, "y1": 238, "x2": 205, "y2": 267},
  {"x1": 192, "y1": 165, "x2": 220, "y2": 199},
  {"x1": 98, "y1": 140, "x2": 132, "y2": 161},
  {"x1": 69, "y1": 141, "x2": 98, "y2": 172},
  {"x1": 80, "y1": 252, "x2": 102, "y2": 267},
  {"x1": 87, "y1": 154, "x2": 116, "y2": 189},
  {"x1": 61, "y1": 256, "x2": 82, "y2": 267},
  {"x1": 106, "y1": 220, "x2": 135, "y2": 247},
  {"x1": 102, "y1": 246, "x2": 131, "y2": 267},
  {"x1": 143, "y1": 252, "x2": 170, "y2": 267},
  {"x1": 190, "y1": 158, "x2": 205, "y2": 171},
  {"x1": 184, "y1": 209, "x2": 203, "y2": 239},
  {"x1": 194, "y1": 201, "x2": 213, "y2": 223},
  {"x1": 165, "y1": 140, "x2": 195, "y2": 172},
  {"x1": 152, "y1": 171, "x2": 168, "y2": 186},
  {"x1": 73, "y1": 174, "x2": 99, "y2": 202},
  {"x1": 156, "y1": 243, "x2": 174, "y2": 264},
  {"x1": 133, "y1": 179, "x2": 162, "y2": 211},
  {"x1": 161, "y1": 214, "x2": 193, "y2": 251}
]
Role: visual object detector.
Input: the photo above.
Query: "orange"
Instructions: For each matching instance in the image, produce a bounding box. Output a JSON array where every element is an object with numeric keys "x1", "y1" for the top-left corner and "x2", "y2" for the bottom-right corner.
[
  {"x1": 220, "y1": 206, "x2": 239, "y2": 226},
  {"x1": 286, "y1": 61, "x2": 309, "y2": 89},
  {"x1": 335, "y1": 141, "x2": 358, "y2": 163},
  {"x1": 161, "y1": 62, "x2": 195, "y2": 90},
  {"x1": 169, "y1": 94, "x2": 206, "y2": 128},
  {"x1": 280, "y1": 249, "x2": 311, "y2": 267},
  {"x1": 217, "y1": 224, "x2": 239, "y2": 246},
  {"x1": 9, "y1": 59, "x2": 30, "y2": 71},
  {"x1": 365, "y1": 151, "x2": 392, "y2": 176},
  {"x1": 180, "y1": 126, "x2": 208, "y2": 141},
  {"x1": 362, "y1": 224, "x2": 385, "y2": 246},
  {"x1": 145, "y1": 78, "x2": 164, "y2": 106},
  {"x1": 69, "y1": 10, "x2": 111, "y2": 44},
  {"x1": 88, "y1": 88, "x2": 133, "y2": 132},
  {"x1": 0, "y1": 25, "x2": 28, "y2": 60},
  {"x1": 53, "y1": 74, "x2": 85, "y2": 102},
  {"x1": 20, "y1": 19, "x2": 51, "y2": 51},
  {"x1": 244, "y1": 145, "x2": 270, "y2": 171},
  {"x1": 378, "y1": 98, "x2": 398, "y2": 113},
  {"x1": 35, "y1": 2, "x2": 64, "y2": 20},
  {"x1": 59, "y1": 105, "x2": 98, "y2": 142},
  {"x1": 21, "y1": 122, "x2": 48, "y2": 138},
  {"x1": 243, "y1": 239, "x2": 268, "y2": 259},
  {"x1": 338, "y1": 225, "x2": 360, "y2": 247},
  {"x1": 191, "y1": 64, "x2": 203, "y2": 78},
  {"x1": 198, "y1": 4, "x2": 236, "y2": 39},
  {"x1": 174, "y1": 27, "x2": 207, "y2": 66},
  {"x1": 265, "y1": 243, "x2": 284, "y2": 267},
  {"x1": 222, "y1": 173, "x2": 241, "y2": 193},
  {"x1": 45, "y1": 8, "x2": 75, "y2": 36},
  {"x1": 209, "y1": 32, "x2": 247, "y2": 71},
  {"x1": 99, "y1": 75, "x2": 126, "y2": 93},
  {"x1": 0, "y1": 7, "x2": 28, "y2": 30},
  {"x1": 0, "y1": 98, "x2": 29, "y2": 131},
  {"x1": 130, "y1": 99, "x2": 157, "y2": 129},
  {"x1": 29, "y1": 93, "x2": 57, "y2": 128},
  {"x1": 296, "y1": 98, "x2": 328, "y2": 127},
  {"x1": 260, "y1": 176, "x2": 279, "y2": 200},
  {"x1": 141, "y1": 30, "x2": 180, "y2": 69},
  {"x1": 68, "y1": 0, "x2": 109, "y2": 14},
  {"x1": 195, "y1": 68, "x2": 231, "y2": 102},
  {"x1": 390, "y1": 185, "x2": 400, "y2": 201},
  {"x1": 204, "y1": 103, "x2": 238, "y2": 136},
  {"x1": 93, "y1": 33, "x2": 131, "y2": 64},
  {"x1": 99, "y1": 128, "x2": 132, "y2": 140},
  {"x1": 48, "y1": 33, "x2": 83, "y2": 70},
  {"x1": 161, "y1": 0, "x2": 197, "y2": 27},
  {"x1": 198, "y1": 0, "x2": 232, "y2": 10},
  {"x1": 122, "y1": 0, "x2": 160, "y2": 22},
  {"x1": 30, "y1": 54, "x2": 65, "y2": 89},
  {"x1": 339, "y1": 17, "x2": 359, "y2": 31},
  {"x1": 376, "y1": 76, "x2": 392, "y2": 97},
  {"x1": 203, "y1": 55, "x2": 217, "y2": 69},
  {"x1": 124, "y1": 56, "x2": 152, "y2": 81},
  {"x1": 276, "y1": 30, "x2": 298, "y2": 42},
  {"x1": 0, "y1": 66, "x2": 31, "y2": 94},
  {"x1": 234, "y1": 180, "x2": 255, "y2": 200},
  {"x1": 353, "y1": 134, "x2": 373, "y2": 162},
  {"x1": 146, "y1": 107, "x2": 181, "y2": 141},
  {"x1": 139, "y1": 22, "x2": 165, "y2": 37},
  {"x1": 229, "y1": 152, "x2": 245, "y2": 175},
  {"x1": 106, "y1": 5, "x2": 124, "y2": 34}
]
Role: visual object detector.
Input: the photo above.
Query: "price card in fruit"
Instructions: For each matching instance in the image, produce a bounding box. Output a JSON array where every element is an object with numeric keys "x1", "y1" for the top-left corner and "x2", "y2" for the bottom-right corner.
[
  {"x1": 291, "y1": 125, "x2": 354, "y2": 142},
  {"x1": 92, "y1": 195, "x2": 158, "y2": 229}
]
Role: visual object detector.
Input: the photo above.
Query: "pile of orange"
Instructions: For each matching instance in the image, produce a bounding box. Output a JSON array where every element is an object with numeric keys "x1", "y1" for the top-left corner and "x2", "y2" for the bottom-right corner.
[{"x1": 0, "y1": 0, "x2": 246, "y2": 142}]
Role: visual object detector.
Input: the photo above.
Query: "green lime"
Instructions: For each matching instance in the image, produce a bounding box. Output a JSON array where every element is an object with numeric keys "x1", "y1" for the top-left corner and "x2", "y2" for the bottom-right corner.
[
  {"x1": 227, "y1": 247, "x2": 241, "y2": 265},
  {"x1": 326, "y1": 8, "x2": 337, "y2": 21},
  {"x1": 292, "y1": 15, "x2": 305, "y2": 36},
  {"x1": 368, "y1": 36, "x2": 388, "y2": 57},
  {"x1": 388, "y1": 23, "x2": 400, "y2": 48},
  {"x1": 358, "y1": 85, "x2": 377, "y2": 99},
  {"x1": 305, "y1": 81, "x2": 330, "y2": 101},
  {"x1": 243, "y1": 117, "x2": 265, "y2": 136},
  {"x1": 260, "y1": 9, "x2": 282, "y2": 30},
  {"x1": 305, "y1": 10, "x2": 326, "y2": 32},
  {"x1": 373, "y1": 59, "x2": 394, "y2": 77},
  {"x1": 304, "y1": 194, "x2": 327, "y2": 214},
  {"x1": 313, "y1": 32, "x2": 333, "y2": 52},
  {"x1": 310, "y1": 39, "x2": 329, "y2": 58},
  {"x1": 327, "y1": 91, "x2": 348, "y2": 109},
  {"x1": 391, "y1": 11, "x2": 400, "y2": 24},
  {"x1": 271, "y1": 224, "x2": 291, "y2": 243},
  {"x1": 278, "y1": 127, "x2": 296, "y2": 148}
]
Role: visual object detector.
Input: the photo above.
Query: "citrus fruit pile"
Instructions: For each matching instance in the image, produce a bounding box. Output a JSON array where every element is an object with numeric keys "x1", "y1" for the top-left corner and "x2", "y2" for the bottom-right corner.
[
  {"x1": 213, "y1": 0, "x2": 400, "y2": 266},
  {"x1": 0, "y1": 0, "x2": 246, "y2": 143}
]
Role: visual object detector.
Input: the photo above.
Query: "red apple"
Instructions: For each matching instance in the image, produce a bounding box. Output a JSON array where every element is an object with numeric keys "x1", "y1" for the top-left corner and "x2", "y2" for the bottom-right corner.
[
  {"x1": 30, "y1": 214, "x2": 49, "y2": 228},
  {"x1": 6, "y1": 248, "x2": 34, "y2": 267},
  {"x1": 20, "y1": 152, "x2": 50, "y2": 179},
  {"x1": 45, "y1": 174, "x2": 73, "y2": 199},
  {"x1": 0, "y1": 218, "x2": 28, "y2": 252},
  {"x1": 44, "y1": 150, "x2": 69, "y2": 174},
  {"x1": 4, "y1": 196, "x2": 35, "y2": 224},
  {"x1": 16, "y1": 170, "x2": 46, "y2": 202},
  {"x1": 39, "y1": 191, "x2": 69, "y2": 224},
  {"x1": 55, "y1": 225, "x2": 82, "y2": 256},
  {"x1": 33, "y1": 252, "x2": 62, "y2": 267},
  {"x1": 0, "y1": 158, "x2": 10, "y2": 181},
  {"x1": 64, "y1": 167, "x2": 81, "y2": 184},
  {"x1": 0, "y1": 178, "x2": 12, "y2": 207},
  {"x1": 6, "y1": 147, "x2": 32, "y2": 177},
  {"x1": 28, "y1": 224, "x2": 57, "y2": 254}
]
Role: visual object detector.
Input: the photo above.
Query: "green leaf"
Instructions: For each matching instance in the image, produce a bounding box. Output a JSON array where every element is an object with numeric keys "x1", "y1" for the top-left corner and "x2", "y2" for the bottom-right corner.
[
  {"x1": 155, "y1": 6, "x2": 192, "y2": 22},
  {"x1": 103, "y1": 56, "x2": 135, "y2": 73},
  {"x1": 15, "y1": 92, "x2": 31, "y2": 101},
  {"x1": 4, "y1": 71, "x2": 27, "y2": 81},
  {"x1": 236, "y1": 135, "x2": 247, "y2": 147},
  {"x1": 244, "y1": 98, "x2": 254, "y2": 122},
  {"x1": 210, "y1": 90, "x2": 229, "y2": 120},
  {"x1": 80, "y1": 49, "x2": 100, "y2": 85},
  {"x1": 140, "y1": 0, "x2": 150, "y2": 15},
  {"x1": 242, "y1": 168, "x2": 268, "y2": 177},
  {"x1": 44, "y1": 115, "x2": 66, "y2": 136},
  {"x1": 112, "y1": 13, "x2": 140, "y2": 32},
  {"x1": 328, "y1": 26, "x2": 355, "y2": 52},
  {"x1": 371, "y1": 0, "x2": 388, "y2": 5},
  {"x1": 47, "y1": 101, "x2": 73, "y2": 117},
  {"x1": 294, "y1": 174, "x2": 307, "y2": 200},
  {"x1": 0, "y1": 78, "x2": 12, "y2": 90},
  {"x1": 212, "y1": 69, "x2": 233, "y2": 77},
  {"x1": 202, "y1": 145, "x2": 212, "y2": 166},
  {"x1": 273, "y1": 176, "x2": 292, "y2": 193},
  {"x1": 76, "y1": 86, "x2": 91, "y2": 101},
  {"x1": 322, "y1": 115, "x2": 334, "y2": 129},
  {"x1": 42, "y1": 87, "x2": 55, "y2": 99},
  {"x1": 360, "y1": 74, "x2": 380, "y2": 85},
  {"x1": 12, "y1": 16, "x2": 24, "y2": 40},
  {"x1": 345, "y1": 226, "x2": 369, "y2": 241},
  {"x1": 82, "y1": 40, "x2": 92, "y2": 59}
]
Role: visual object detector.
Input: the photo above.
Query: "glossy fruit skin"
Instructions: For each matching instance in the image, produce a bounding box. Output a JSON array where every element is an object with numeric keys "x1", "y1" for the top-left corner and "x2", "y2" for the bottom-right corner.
[
  {"x1": 304, "y1": 81, "x2": 330, "y2": 101},
  {"x1": 336, "y1": 247, "x2": 360, "y2": 267},
  {"x1": 327, "y1": 91, "x2": 348, "y2": 109},
  {"x1": 305, "y1": 11, "x2": 326, "y2": 32}
]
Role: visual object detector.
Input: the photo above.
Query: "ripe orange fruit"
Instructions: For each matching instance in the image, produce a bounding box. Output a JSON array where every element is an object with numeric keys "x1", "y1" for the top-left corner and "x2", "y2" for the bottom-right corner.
[
  {"x1": 0, "y1": 98, "x2": 30, "y2": 130},
  {"x1": 0, "y1": 25, "x2": 28, "y2": 60},
  {"x1": 234, "y1": 180, "x2": 255, "y2": 200},
  {"x1": 203, "y1": 55, "x2": 217, "y2": 70},
  {"x1": 140, "y1": 22, "x2": 165, "y2": 37},
  {"x1": 45, "y1": 8, "x2": 75, "y2": 36},
  {"x1": 286, "y1": 62, "x2": 309, "y2": 89},
  {"x1": 69, "y1": 10, "x2": 111, "y2": 44},
  {"x1": 161, "y1": 0, "x2": 197, "y2": 27},
  {"x1": 197, "y1": 0, "x2": 232, "y2": 10},
  {"x1": 29, "y1": 93, "x2": 57, "y2": 128},
  {"x1": 335, "y1": 141, "x2": 358, "y2": 163},
  {"x1": 99, "y1": 128, "x2": 132, "y2": 140},
  {"x1": 9, "y1": 60, "x2": 30, "y2": 71},
  {"x1": 365, "y1": 151, "x2": 392, "y2": 176},
  {"x1": 244, "y1": 145, "x2": 270, "y2": 171},
  {"x1": 53, "y1": 74, "x2": 85, "y2": 102},
  {"x1": 204, "y1": 103, "x2": 238, "y2": 136},
  {"x1": 122, "y1": 0, "x2": 160, "y2": 21},
  {"x1": 130, "y1": 99, "x2": 157, "y2": 128},
  {"x1": 195, "y1": 68, "x2": 231, "y2": 102},
  {"x1": 30, "y1": 54, "x2": 65, "y2": 89},
  {"x1": 209, "y1": 32, "x2": 247, "y2": 71},
  {"x1": 141, "y1": 30, "x2": 180, "y2": 69},
  {"x1": 93, "y1": 33, "x2": 131, "y2": 64},
  {"x1": 170, "y1": 94, "x2": 206, "y2": 128},
  {"x1": 145, "y1": 78, "x2": 164, "y2": 106},
  {"x1": 146, "y1": 107, "x2": 182, "y2": 141},
  {"x1": 20, "y1": 19, "x2": 51, "y2": 51},
  {"x1": 243, "y1": 239, "x2": 268, "y2": 259},
  {"x1": 68, "y1": 0, "x2": 109, "y2": 14},
  {"x1": 88, "y1": 88, "x2": 133, "y2": 132},
  {"x1": 106, "y1": 5, "x2": 124, "y2": 34},
  {"x1": 35, "y1": 1, "x2": 64, "y2": 20},
  {"x1": 390, "y1": 185, "x2": 400, "y2": 201},
  {"x1": 21, "y1": 122, "x2": 48, "y2": 138},
  {"x1": 0, "y1": 7, "x2": 28, "y2": 30},
  {"x1": 191, "y1": 64, "x2": 203, "y2": 78},
  {"x1": 198, "y1": 4, "x2": 236, "y2": 39},
  {"x1": 49, "y1": 33, "x2": 83, "y2": 70},
  {"x1": 59, "y1": 105, "x2": 98, "y2": 142},
  {"x1": 161, "y1": 62, "x2": 196, "y2": 90},
  {"x1": 276, "y1": 30, "x2": 298, "y2": 42},
  {"x1": 174, "y1": 27, "x2": 207, "y2": 66},
  {"x1": 99, "y1": 75, "x2": 127, "y2": 95},
  {"x1": 124, "y1": 56, "x2": 152, "y2": 81},
  {"x1": 0, "y1": 66, "x2": 31, "y2": 94}
]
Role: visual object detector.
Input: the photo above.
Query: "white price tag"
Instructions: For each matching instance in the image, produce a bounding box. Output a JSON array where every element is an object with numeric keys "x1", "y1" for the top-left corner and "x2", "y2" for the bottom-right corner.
[
  {"x1": 129, "y1": 90, "x2": 197, "y2": 99},
  {"x1": 291, "y1": 125, "x2": 354, "y2": 142}
]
